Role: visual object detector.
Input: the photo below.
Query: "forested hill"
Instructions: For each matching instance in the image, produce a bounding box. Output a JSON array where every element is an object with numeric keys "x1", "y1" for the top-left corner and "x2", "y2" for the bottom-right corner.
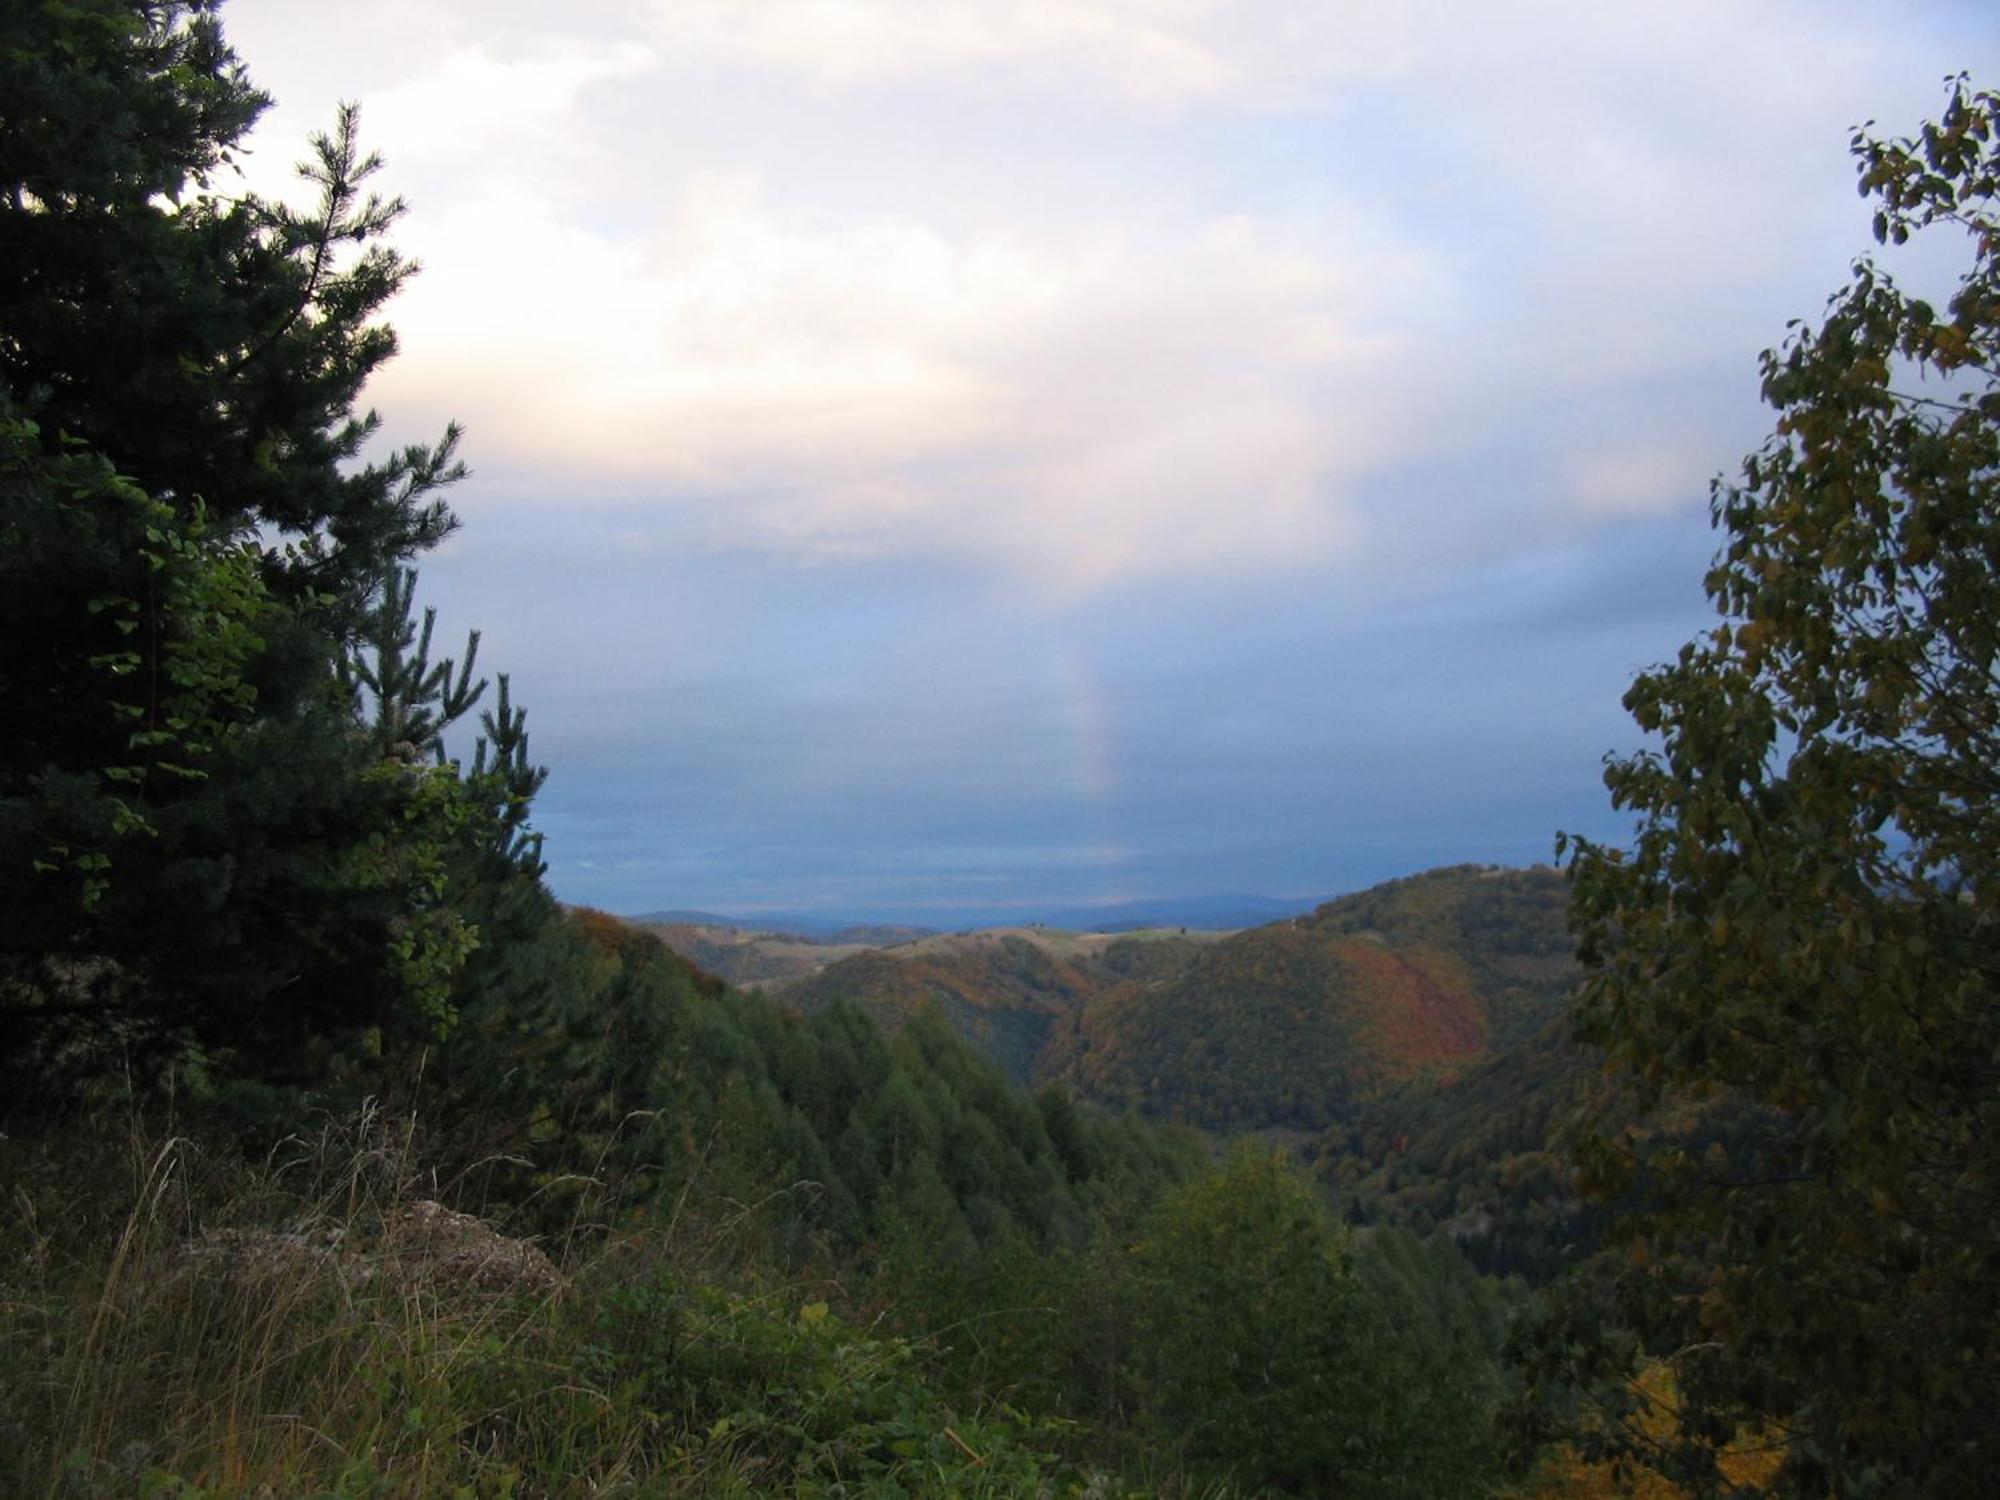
[
  {"x1": 1046, "y1": 865, "x2": 1575, "y2": 1131},
  {"x1": 633, "y1": 919, "x2": 882, "y2": 989},
  {"x1": 730, "y1": 866, "x2": 1594, "y2": 1285},
  {"x1": 741, "y1": 865, "x2": 1579, "y2": 1136},
  {"x1": 784, "y1": 931, "x2": 1131, "y2": 1087}
]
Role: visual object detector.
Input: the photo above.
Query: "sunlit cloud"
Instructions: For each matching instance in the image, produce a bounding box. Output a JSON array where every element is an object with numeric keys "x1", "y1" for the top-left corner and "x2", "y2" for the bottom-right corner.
[
  {"x1": 376, "y1": 172, "x2": 1040, "y2": 479},
  {"x1": 222, "y1": 0, "x2": 1948, "y2": 602},
  {"x1": 364, "y1": 41, "x2": 656, "y2": 166},
  {"x1": 372, "y1": 164, "x2": 1444, "y2": 589}
]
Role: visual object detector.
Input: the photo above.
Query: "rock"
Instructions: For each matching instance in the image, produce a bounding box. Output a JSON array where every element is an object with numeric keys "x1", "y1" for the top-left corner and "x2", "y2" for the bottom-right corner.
[
  {"x1": 179, "y1": 1222, "x2": 346, "y2": 1286},
  {"x1": 378, "y1": 1199, "x2": 562, "y2": 1298},
  {"x1": 182, "y1": 1200, "x2": 560, "y2": 1300}
]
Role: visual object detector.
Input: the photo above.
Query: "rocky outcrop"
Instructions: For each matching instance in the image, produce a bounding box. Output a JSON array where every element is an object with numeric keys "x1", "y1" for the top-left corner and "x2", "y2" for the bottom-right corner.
[
  {"x1": 183, "y1": 1200, "x2": 560, "y2": 1299},
  {"x1": 377, "y1": 1199, "x2": 562, "y2": 1296}
]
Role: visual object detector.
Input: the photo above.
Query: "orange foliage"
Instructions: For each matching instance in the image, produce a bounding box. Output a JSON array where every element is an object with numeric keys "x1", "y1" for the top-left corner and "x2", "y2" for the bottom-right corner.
[
  {"x1": 565, "y1": 904, "x2": 635, "y2": 954},
  {"x1": 1521, "y1": 1364, "x2": 1783, "y2": 1499},
  {"x1": 563, "y1": 906, "x2": 730, "y2": 996},
  {"x1": 1336, "y1": 940, "x2": 1485, "y2": 1077}
]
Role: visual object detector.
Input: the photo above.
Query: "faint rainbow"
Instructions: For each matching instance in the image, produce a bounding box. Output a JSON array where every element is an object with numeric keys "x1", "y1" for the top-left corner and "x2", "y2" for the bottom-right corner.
[{"x1": 1054, "y1": 644, "x2": 1133, "y2": 894}]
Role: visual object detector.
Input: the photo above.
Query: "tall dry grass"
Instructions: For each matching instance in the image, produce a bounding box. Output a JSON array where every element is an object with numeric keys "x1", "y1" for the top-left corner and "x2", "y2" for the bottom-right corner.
[
  {"x1": 0, "y1": 1105, "x2": 1160, "y2": 1498},
  {"x1": 0, "y1": 1104, "x2": 722, "y2": 1497}
]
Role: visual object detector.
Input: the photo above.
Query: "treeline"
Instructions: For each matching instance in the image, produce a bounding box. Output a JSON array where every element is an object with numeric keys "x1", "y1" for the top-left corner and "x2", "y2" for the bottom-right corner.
[{"x1": 419, "y1": 902, "x2": 1205, "y2": 1264}]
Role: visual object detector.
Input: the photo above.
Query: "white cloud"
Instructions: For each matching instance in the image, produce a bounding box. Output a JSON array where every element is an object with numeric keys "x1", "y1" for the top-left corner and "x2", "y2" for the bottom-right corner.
[
  {"x1": 222, "y1": 0, "x2": 1980, "y2": 597},
  {"x1": 367, "y1": 159, "x2": 1443, "y2": 591},
  {"x1": 378, "y1": 173, "x2": 1038, "y2": 477},
  {"x1": 363, "y1": 42, "x2": 656, "y2": 166},
  {"x1": 637, "y1": 0, "x2": 1899, "y2": 135},
  {"x1": 644, "y1": 0, "x2": 1239, "y2": 107}
]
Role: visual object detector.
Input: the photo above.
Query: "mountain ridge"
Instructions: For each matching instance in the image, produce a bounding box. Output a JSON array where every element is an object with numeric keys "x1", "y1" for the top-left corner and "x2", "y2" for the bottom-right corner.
[
  {"x1": 718, "y1": 865, "x2": 1576, "y2": 1128},
  {"x1": 625, "y1": 891, "x2": 1320, "y2": 940}
]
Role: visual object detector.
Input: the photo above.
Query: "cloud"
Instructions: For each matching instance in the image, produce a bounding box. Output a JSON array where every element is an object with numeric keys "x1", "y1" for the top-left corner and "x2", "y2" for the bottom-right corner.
[
  {"x1": 221, "y1": 7, "x2": 657, "y2": 191},
  {"x1": 206, "y1": 0, "x2": 1997, "y2": 917},
  {"x1": 363, "y1": 41, "x2": 656, "y2": 166},
  {"x1": 638, "y1": 0, "x2": 1897, "y2": 134},
  {"x1": 230, "y1": 0, "x2": 1976, "y2": 602},
  {"x1": 377, "y1": 172, "x2": 1041, "y2": 481},
  {"x1": 375, "y1": 167, "x2": 1447, "y2": 591},
  {"x1": 643, "y1": 0, "x2": 1241, "y2": 107}
]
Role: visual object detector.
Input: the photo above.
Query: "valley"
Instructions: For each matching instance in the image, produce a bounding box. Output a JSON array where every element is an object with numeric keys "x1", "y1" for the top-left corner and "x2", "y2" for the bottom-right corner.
[
  {"x1": 642, "y1": 863, "x2": 1574, "y2": 1121},
  {"x1": 642, "y1": 863, "x2": 1597, "y2": 1279}
]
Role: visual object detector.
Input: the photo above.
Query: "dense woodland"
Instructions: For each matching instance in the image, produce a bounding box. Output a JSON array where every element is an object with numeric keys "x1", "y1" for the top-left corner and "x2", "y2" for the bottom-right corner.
[{"x1": 3, "y1": 5, "x2": 1996, "y2": 1497}]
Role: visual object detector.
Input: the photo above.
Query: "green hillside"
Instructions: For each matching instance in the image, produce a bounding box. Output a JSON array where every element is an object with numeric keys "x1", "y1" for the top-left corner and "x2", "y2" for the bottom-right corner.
[
  {"x1": 711, "y1": 867, "x2": 1594, "y2": 1281},
  {"x1": 1312, "y1": 1010, "x2": 1603, "y2": 1281},
  {"x1": 785, "y1": 932, "x2": 1105, "y2": 1086},
  {"x1": 635, "y1": 918, "x2": 878, "y2": 989},
  {"x1": 1308, "y1": 864, "x2": 1576, "y2": 1045}
]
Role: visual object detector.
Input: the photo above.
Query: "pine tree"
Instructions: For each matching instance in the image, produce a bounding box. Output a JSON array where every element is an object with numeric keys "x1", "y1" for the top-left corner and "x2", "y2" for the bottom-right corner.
[
  {"x1": 0, "y1": 2, "x2": 461, "y2": 605},
  {"x1": 0, "y1": 3, "x2": 530, "y2": 1101}
]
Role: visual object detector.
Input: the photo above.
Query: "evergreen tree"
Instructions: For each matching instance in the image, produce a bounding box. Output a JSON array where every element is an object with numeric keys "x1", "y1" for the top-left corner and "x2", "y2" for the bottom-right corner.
[
  {"x1": 0, "y1": 3, "x2": 519, "y2": 1100},
  {"x1": 0, "y1": 1, "x2": 460, "y2": 604},
  {"x1": 1124, "y1": 1149, "x2": 1497, "y2": 1498}
]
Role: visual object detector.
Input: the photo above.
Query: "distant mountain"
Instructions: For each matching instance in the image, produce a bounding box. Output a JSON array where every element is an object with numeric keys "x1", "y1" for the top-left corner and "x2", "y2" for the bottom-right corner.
[
  {"x1": 625, "y1": 892, "x2": 1300, "y2": 994},
  {"x1": 628, "y1": 908, "x2": 759, "y2": 930},
  {"x1": 823, "y1": 924, "x2": 937, "y2": 947},
  {"x1": 626, "y1": 921, "x2": 852, "y2": 989},
  {"x1": 624, "y1": 894, "x2": 1318, "y2": 938},
  {"x1": 629, "y1": 913, "x2": 945, "y2": 989},
  {"x1": 1025, "y1": 894, "x2": 1320, "y2": 933},
  {"x1": 625, "y1": 909, "x2": 938, "y2": 944}
]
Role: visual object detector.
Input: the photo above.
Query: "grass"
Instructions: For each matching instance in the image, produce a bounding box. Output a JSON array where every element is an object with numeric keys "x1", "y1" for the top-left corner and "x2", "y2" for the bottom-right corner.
[
  {"x1": 3, "y1": 1107, "x2": 609, "y2": 1496},
  {"x1": 0, "y1": 1107, "x2": 1218, "y2": 1498}
]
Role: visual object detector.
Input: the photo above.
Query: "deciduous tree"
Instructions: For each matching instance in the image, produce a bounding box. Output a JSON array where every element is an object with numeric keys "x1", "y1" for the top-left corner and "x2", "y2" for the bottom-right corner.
[{"x1": 1555, "y1": 77, "x2": 2000, "y2": 1498}]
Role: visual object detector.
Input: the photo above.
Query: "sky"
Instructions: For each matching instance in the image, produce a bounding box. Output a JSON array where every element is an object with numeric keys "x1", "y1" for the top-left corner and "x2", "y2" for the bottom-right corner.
[{"x1": 219, "y1": 0, "x2": 1997, "y2": 923}]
